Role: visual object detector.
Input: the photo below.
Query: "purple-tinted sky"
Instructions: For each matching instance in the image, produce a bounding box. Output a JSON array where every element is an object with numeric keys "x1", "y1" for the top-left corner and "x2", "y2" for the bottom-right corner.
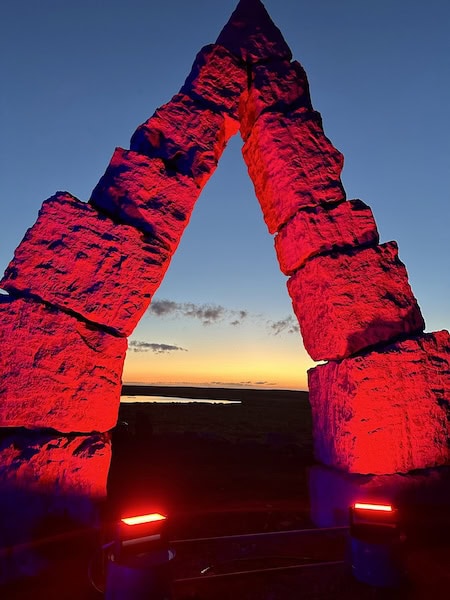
[{"x1": 1, "y1": 0, "x2": 449, "y2": 389}]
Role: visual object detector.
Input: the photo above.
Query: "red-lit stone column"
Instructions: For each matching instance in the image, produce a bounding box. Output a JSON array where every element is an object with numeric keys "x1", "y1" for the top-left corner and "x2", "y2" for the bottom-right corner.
[
  {"x1": 0, "y1": 39, "x2": 247, "y2": 433},
  {"x1": 0, "y1": 21, "x2": 249, "y2": 573},
  {"x1": 233, "y1": 0, "x2": 449, "y2": 474}
]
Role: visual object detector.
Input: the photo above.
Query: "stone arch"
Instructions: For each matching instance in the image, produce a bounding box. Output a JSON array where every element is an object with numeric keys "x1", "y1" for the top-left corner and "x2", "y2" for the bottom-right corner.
[{"x1": 0, "y1": 0, "x2": 448, "y2": 474}]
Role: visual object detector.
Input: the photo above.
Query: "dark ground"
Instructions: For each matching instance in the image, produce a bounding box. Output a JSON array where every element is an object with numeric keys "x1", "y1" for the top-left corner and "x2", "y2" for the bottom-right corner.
[
  {"x1": 110, "y1": 386, "x2": 314, "y2": 539},
  {"x1": 2, "y1": 387, "x2": 449, "y2": 598}
]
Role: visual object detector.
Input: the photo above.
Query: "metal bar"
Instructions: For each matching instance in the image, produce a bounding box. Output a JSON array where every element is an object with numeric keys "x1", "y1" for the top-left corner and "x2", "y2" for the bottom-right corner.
[
  {"x1": 171, "y1": 526, "x2": 348, "y2": 545},
  {"x1": 174, "y1": 559, "x2": 346, "y2": 583}
]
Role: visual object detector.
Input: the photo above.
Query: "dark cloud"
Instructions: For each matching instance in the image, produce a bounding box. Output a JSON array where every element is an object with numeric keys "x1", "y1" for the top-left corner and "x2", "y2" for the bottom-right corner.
[
  {"x1": 268, "y1": 316, "x2": 299, "y2": 336},
  {"x1": 129, "y1": 340, "x2": 187, "y2": 354},
  {"x1": 183, "y1": 303, "x2": 225, "y2": 325},
  {"x1": 149, "y1": 299, "x2": 248, "y2": 327},
  {"x1": 149, "y1": 299, "x2": 178, "y2": 317}
]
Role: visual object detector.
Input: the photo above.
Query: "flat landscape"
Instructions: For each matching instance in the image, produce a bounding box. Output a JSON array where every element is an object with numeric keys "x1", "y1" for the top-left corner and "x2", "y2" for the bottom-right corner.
[{"x1": 110, "y1": 385, "x2": 315, "y2": 538}]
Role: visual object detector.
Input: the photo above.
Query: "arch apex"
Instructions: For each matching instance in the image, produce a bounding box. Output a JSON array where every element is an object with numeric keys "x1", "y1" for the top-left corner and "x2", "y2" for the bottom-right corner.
[{"x1": 216, "y1": 0, "x2": 292, "y2": 63}]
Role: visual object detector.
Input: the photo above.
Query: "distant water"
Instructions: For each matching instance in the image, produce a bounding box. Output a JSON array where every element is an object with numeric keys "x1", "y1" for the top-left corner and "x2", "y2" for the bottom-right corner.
[{"x1": 120, "y1": 395, "x2": 242, "y2": 405}]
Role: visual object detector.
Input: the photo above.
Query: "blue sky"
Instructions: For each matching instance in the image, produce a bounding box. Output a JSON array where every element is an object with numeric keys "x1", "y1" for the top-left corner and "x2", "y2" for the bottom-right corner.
[{"x1": 1, "y1": 0, "x2": 449, "y2": 390}]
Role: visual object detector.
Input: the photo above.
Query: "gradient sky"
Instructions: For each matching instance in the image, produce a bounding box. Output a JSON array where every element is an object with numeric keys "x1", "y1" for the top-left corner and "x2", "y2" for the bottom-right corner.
[{"x1": 1, "y1": 0, "x2": 449, "y2": 391}]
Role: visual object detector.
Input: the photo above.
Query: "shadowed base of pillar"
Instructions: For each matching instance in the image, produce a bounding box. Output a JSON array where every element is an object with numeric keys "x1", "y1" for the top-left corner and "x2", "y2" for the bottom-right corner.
[
  {"x1": 0, "y1": 430, "x2": 110, "y2": 585},
  {"x1": 308, "y1": 463, "x2": 450, "y2": 530}
]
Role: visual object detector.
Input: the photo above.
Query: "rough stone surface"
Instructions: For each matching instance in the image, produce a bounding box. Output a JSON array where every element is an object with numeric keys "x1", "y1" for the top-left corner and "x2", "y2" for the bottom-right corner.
[
  {"x1": 308, "y1": 330, "x2": 450, "y2": 474},
  {"x1": 130, "y1": 93, "x2": 237, "y2": 187},
  {"x1": 0, "y1": 432, "x2": 110, "y2": 583},
  {"x1": 243, "y1": 110, "x2": 346, "y2": 233},
  {"x1": 288, "y1": 241, "x2": 425, "y2": 361},
  {"x1": 0, "y1": 432, "x2": 110, "y2": 500},
  {"x1": 275, "y1": 199, "x2": 379, "y2": 274},
  {"x1": 240, "y1": 60, "x2": 312, "y2": 140},
  {"x1": 91, "y1": 148, "x2": 199, "y2": 253},
  {"x1": 180, "y1": 44, "x2": 247, "y2": 120},
  {"x1": 1, "y1": 192, "x2": 171, "y2": 337},
  {"x1": 216, "y1": 0, "x2": 292, "y2": 63},
  {"x1": 0, "y1": 295, "x2": 127, "y2": 432}
]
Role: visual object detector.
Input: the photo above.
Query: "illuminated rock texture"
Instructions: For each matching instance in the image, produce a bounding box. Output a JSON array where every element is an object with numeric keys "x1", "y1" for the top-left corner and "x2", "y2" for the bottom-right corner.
[
  {"x1": 91, "y1": 148, "x2": 199, "y2": 254},
  {"x1": 240, "y1": 60, "x2": 312, "y2": 140},
  {"x1": 0, "y1": 432, "x2": 111, "y2": 500},
  {"x1": 130, "y1": 94, "x2": 236, "y2": 187},
  {"x1": 180, "y1": 44, "x2": 247, "y2": 120},
  {"x1": 243, "y1": 110, "x2": 346, "y2": 233},
  {"x1": 216, "y1": 0, "x2": 292, "y2": 63},
  {"x1": 0, "y1": 432, "x2": 110, "y2": 583},
  {"x1": 308, "y1": 330, "x2": 450, "y2": 474},
  {"x1": 1, "y1": 191, "x2": 171, "y2": 336},
  {"x1": 288, "y1": 241, "x2": 425, "y2": 361},
  {"x1": 275, "y1": 199, "x2": 379, "y2": 274},
  {"x1": 0, "y1": 295, "x2": 126, "y2": 432}
]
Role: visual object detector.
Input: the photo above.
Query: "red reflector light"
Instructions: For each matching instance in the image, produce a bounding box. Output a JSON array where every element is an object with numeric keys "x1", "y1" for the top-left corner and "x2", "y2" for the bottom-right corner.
[
  {"x1": 354, "y1": 502, "x2": 393, "y2": 512},
  {"x1": 121, "y1": 512, "x2": 167, "y2": 526}
]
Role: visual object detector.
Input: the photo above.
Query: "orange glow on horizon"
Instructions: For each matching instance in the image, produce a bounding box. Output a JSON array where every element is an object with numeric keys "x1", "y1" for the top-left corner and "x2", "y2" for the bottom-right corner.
[
  {"x1": 122, "y1": 354, "x2": 312, "y2": 390},
  {"x1": 122, "y1": 322, "x2": 315, "y2": 391},
  {"x1": 354, "y1": 502, "x2": 393, "y2": 512},
  {"x1": 121, "y1": 512, "x2": 167, "y2": 526}
]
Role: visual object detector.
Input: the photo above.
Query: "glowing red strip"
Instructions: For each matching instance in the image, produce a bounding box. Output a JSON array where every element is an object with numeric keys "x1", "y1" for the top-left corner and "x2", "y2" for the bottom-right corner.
[
  {"x1": 121, "y1": 512, "x2": 167, "y2": 526},
  {"x1": 354, "y1": 502, "x2": 393, "y2": 512}
]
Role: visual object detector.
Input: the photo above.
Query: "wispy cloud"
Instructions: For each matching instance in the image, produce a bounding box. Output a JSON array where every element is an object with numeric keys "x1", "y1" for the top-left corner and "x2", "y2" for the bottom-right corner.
[
  {"x1": 129, "y1": 340, "x2": 187, "y2": 354},
  {"x1": 268, "y1": 316, "x2": 299, "y2": 335},
  {"x1": 149, "y1": 299, "x2": 248, "y2": 326},
  {"x1": 142, "y1": 380, "x2": 279, "y2": 389},
  {"x1": 209, "y1": 380, "x2": 278, "y2": 388},
  {"x1": 148, "y1": 298, "x2": 298, "y2": 336}
]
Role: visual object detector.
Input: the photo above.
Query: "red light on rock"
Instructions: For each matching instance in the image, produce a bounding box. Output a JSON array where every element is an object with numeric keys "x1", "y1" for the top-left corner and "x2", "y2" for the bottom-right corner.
[
  {"x1": 121, "y1": 512, "x2": 167, "y2": 526},
  {"x1": 354, "y1": 502, "x2": 393, "y2": 512}
]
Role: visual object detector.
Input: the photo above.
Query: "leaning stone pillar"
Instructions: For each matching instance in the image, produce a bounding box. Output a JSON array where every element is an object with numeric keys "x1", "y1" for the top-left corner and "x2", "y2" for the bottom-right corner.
[
  {"x1": 233, "y1": 0, "x2": 449, "y2": 475},
  {"x1": 0, "y1": 38, "x2": 248, "y2": 434}
]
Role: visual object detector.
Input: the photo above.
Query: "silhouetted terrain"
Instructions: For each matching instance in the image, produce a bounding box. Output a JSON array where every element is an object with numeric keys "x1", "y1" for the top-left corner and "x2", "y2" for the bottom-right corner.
[
  {"x1": 110, "y1": 386, "x2": 314, "y2": 539},
  {"x1": 121, "y1": 384, "x2": 308, "y2": 403}
]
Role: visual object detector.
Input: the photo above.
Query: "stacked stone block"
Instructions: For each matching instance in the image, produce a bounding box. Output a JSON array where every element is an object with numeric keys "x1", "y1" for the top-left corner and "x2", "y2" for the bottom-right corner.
[
  {"x1": 1, "y1": 192, "x2": 172, "y2": 337},
  {"x1": 130, "y1": 43, "x2": 247, "y2": 188},
  {"x1": 287, "y1": 242, "x2": 424, "y2": 361},
  {"x1": 275, "y1": 199, "x2": 379, "y2": 274},
  {"x1": 243, "y1": 110, "x2": 346, "y2": 233},
  {"x1": 231, "y1": 0, "x2": 449, "y2": 474},
  {"x1": 308, "y1": 331, "x2": 450, "y2": 474},
  {"x1": 216, "y1": 0, "x2": 292, "y2": 64},
  {"x1": 91, "y1": 149, "x2": 201, "y2": 253},
  {"x1": 240, "y1": 59, "x2": 313, "y2": 141},
  {"x1": 0, "y1": 295, "x2": 127, "y2": 432}
]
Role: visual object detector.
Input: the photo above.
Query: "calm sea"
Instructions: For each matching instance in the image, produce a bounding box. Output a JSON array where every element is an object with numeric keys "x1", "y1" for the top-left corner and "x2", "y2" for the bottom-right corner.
[{"x1": 120, "y1": 395, "x2": 241, "y2": 405}]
